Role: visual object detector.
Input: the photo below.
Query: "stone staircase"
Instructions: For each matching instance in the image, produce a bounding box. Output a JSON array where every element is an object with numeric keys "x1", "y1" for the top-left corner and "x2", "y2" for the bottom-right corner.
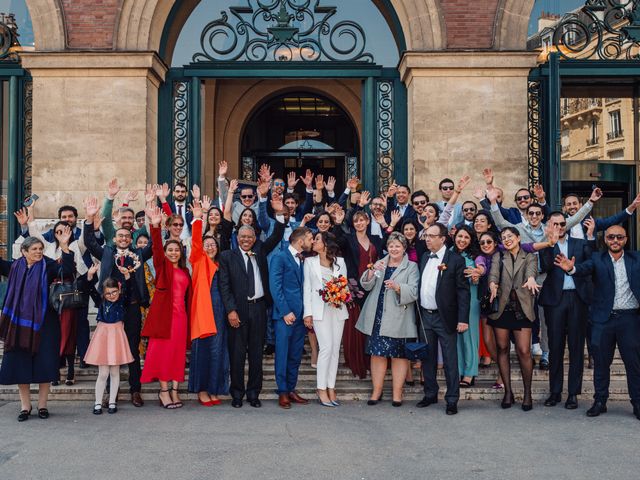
[{"x1": 0, "y1": 347, "x2": 630, "y2": 403}]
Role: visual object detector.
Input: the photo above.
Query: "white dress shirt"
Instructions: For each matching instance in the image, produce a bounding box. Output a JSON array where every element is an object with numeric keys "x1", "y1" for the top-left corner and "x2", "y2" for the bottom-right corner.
[
  {"x1": 611, "y1": 252, "x2": 640, "y2": 310},
  {"x1": 557, "y1": 237, "x2": 576, "y2": 290},
  {"x1": 420, "y1": 245, "x2": 447, "y2": 310},
  {"x1": 174, "y1": 201, "x2": 190, "y2": 240},
  {"x1": 288, "y1": 245, "x2": 301, "y2": 266},
  {"x1": 241, "y1": 249, "x2": 264, "y2": 300}
]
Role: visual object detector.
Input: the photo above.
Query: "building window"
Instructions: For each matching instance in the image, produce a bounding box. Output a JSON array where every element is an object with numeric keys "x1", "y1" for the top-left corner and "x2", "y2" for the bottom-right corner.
[
  {"x1": 587, "y1": 119, "x2": 598, "y2": 146},
  {"x1": 608, "y1": 110, "x2": 622, "y2": 140}
]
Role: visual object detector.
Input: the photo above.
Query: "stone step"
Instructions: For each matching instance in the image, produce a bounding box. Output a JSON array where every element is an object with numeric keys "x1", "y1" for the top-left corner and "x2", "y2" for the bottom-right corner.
[{"x1": 0, "y1": 379, "x2": 630, "y2": 402}]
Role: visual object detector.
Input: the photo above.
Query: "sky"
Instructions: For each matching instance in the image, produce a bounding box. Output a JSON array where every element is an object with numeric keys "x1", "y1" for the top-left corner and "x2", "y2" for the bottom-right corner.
[
  {"x1": 172, "y1": 0, "x2": 400, "y2": 66},
  {"x1": 528, "y1": 0, "x2": 587, "y2": 35},
  {"x1": 0, "y1": 0, "x2": 33, "y2": 46}
]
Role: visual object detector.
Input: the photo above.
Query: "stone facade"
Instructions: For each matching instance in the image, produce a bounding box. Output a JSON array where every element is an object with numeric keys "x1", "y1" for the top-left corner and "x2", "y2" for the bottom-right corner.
[{"x1": 14, "y1": 0, "x2": 541, "y2": 217}]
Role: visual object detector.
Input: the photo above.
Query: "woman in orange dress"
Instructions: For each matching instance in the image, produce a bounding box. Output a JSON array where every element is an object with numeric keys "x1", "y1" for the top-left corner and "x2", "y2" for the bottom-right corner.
[{"x1": 140, "y1": 206, "x2": 191, "y2": 409}]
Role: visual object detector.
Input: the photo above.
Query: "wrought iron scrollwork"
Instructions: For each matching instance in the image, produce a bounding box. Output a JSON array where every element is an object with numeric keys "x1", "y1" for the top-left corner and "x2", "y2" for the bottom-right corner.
[
  {"x1": 345, "y1": 156, "x2": 358, "y2": 181},
  {"x1": 527, "y1": 81, "x2": 541, "y2": 189},
  {"x1": 549, "y1": 0, "x2": 640, "y2": 60},
  {"x1": 242, "y1": 157, "x2": 257, "y2": 181},
  {"x1": 173, "y1": 81, "x2": 189, "y2": 187},
  {"x1": 192, "y1": 0, "x2": 373, "y2": 63},
  {"x1": 377, "y1": 81, "x2": 394, "y2": 193},
  {"x1": 0, "y1": 13, "x2": 20, "y2": 61},
  {"x1": 23, "y1": 80, "x2": 32, "y2": 196}
]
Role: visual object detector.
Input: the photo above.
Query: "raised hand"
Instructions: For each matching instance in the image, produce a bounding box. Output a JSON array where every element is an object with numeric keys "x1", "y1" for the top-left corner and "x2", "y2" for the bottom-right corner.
[
  {"x1": 219, "y1": 160, "x2": 228, "y2": 177},
  {"x1": 486, "y1": 186, "x2": 499, "y2": 205},
  {"x1": 390, "y1": 209, "x2": 401, "y2": 226},
  {"x1": 629, "y1": 193, "x2": 640, "y2": 212},
  {"x1": 270, "y1": 193, "x2": 284, "y2": 214},
  {"x1": 190, "y1": 199, "x2": 203, "y2": 220},
  {"x1": 457, "y1": 175, "x2": 471, "y2": 192},
  {"x1": 301, "y1": 169, "x2": 314, "y2": 189},
  {"x1": 87, "y1": 262, "x2": 100, "y2": 281},
  {"x1": 482, "y1": 168, "x2": 494, "y2": 186},
  {"x1": 589, "y1": 187, "x2": 603, "y2": 203},
  {"x1": 55, "y1": 224, "x2": 73, "y2": 247},
  {"x1": 332, "y1": 205, "x2": 345, "y2": 225},
  {"x1": 258, "y1": 164, "x2": 271, "y2": 182},
  {"x1": 315, "y1": 174, "x2": 325, "y2": 191},
  {"x1": 533, "y1": 183, "x2": 546, "y2": 202},
  {"x1": 145, "y1": 184, "x2": 156, "y2": 204},
  {"x1": 347, "y1": 176, "x2": 360, "y2": 192},
  {"x1": 553, "y1": 253, "x2": 575, "y2": 272},
  {"x1": 112, "y1": 208, "x2": 122, "y2": 228},
  {"x1": 125, "y1": 191, "x2": 139, "y2": 204},
  {"x1": 107, "y1": 178, "x2": 121, "y2": 200},
  {"x1": 229, "y1": 179, "x2": 239, "y2": 194},
  {"x1": 287, "y1": 171, "x2": 299, "y2": 190},
  {"x1": 256, "y1": 177, "x2": 270, "y2": 198},
  {"x1": 93, "y1": 212, "x2": 104, "y2": 230},
  {"x1": 301, "y1": 213, "x2": 315, "y2": 227},
  {"x1": 156, "y1": 183, "x2": 170, "y2": 202},
  {"x1": 201, "y1": 195, "x2": 212, "y2": 212},
  {"x1": 146, "y1": 205, "x2": 163, "y2": 227},
  {"x1": 372, "y1": 210, "x2": 386, "y2": 226},
  {"x1": 545, "y1": 224, "x2": 559, "y2": 246},
  {"x1": 386, "y1": 181, "x2": 398, "y2": 197},
  {"x1": 84, "y1": 196, "x2": 100, "y2": 221},
  {"x1": 191, "y1": 184, "x2": 201, "y2": 201},
  {"x1": 472, "y1": 186, "x2": 485, "y2": 201},
  {"x1": 522, "y1": 277, "x2": 541, "y2": 295},
  {"x1": 325, "y1": 176, "x2": 336, "y2": 193},
  {"x1": 14, "y1": 208, "x2": 29, "y2": 226},
  {"x1": 358, "y1": 191, "x2": 372, "y2": 208},
  {"x1": 584, "y1": 216, "x2": 596, "y2": 238}
]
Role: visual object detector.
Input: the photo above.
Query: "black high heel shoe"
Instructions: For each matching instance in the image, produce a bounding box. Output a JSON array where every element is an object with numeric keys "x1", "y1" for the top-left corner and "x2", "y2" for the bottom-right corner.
[
  {"x1": 18, "y1": 407, "x2": 32, "y2": 422},
  {"x1": 367, "y1": 393, "x2": 383, "y2": 406},
  {"x1": 501, "y1": 392, "x2": 515, "y2": 409},
  {"x1": 521, "y1": 395, "x2": 533, "y2": 412}
]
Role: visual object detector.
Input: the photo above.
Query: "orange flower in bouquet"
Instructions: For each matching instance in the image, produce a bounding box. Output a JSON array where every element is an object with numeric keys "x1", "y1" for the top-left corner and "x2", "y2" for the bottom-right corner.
[{"x1": 319, "y1": 275, "x2": 352, "y2": 308}]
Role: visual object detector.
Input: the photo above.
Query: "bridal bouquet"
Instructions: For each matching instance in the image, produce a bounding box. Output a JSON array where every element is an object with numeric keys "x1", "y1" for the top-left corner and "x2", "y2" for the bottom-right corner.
[
  {"x1": 114, "y1": 250, "x2": 142, "y2": 273},
  {"x1": 319, "y1": 275, "x2": 352, "y2": 308}
]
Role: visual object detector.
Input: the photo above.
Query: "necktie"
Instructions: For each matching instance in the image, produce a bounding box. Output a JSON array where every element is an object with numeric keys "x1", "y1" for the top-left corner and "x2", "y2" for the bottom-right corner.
[
  {"x1": 429, "y1": 253, "x2": 438, "y2": 259},
  {"x1": 246, "y1": 252, "x2": 255, "y2": 298},
  {"x1": 177, "y1": 204, "x2": 183, "y2": 216}
]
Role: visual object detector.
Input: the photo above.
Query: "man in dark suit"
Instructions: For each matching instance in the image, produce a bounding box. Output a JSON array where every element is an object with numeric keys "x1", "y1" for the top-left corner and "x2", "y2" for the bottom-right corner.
[
  {"x1": 385, "y1": 182, "x2": 415, "y2": 225},
  {"x1": 556, "y1": 225, "x2": 640, "y2": 420},
  {"x1": 417, "y1": 223, "x2": 470, "y2": 415},
  {"x1": 218, "y1": 197, "x2": 286, "y2": 408},
  {"x1": 539, "y1": 212, "x2": 595, "y2": 410},
  {"x1": 269, "y1": 227, "x2": 314, "y2": 409},
  {"x1": 83, "y1": 196, "x2": 152, "y2": 407},
  {"x1": 564, "y1": 192, "x2": 639, "y2": 240}
]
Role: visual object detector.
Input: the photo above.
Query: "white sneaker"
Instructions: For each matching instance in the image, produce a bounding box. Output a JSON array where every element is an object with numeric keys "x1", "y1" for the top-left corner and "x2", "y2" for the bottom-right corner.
[{"x1": 531, "y1": 343, "x2": 543, "y2": 357}]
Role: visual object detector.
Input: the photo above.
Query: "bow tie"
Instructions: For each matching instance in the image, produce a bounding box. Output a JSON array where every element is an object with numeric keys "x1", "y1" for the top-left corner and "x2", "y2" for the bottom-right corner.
[
  {"x1": 429, "y1": 253, "x2": 438, "y2": 259},
  {"x1": 296, "y1": 253, "x2": 305, "y2": 263}
]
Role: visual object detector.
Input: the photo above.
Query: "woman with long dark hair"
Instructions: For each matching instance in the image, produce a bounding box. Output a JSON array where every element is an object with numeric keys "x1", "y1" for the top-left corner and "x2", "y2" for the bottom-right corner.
[
  {"x1": 452, "y1": 225, "x2": 485, "y2": 387},
  {"x1": 141, "y1": 206, "x2": 192, "y2": 409},
  {"x1": 303, "y1": 232, "x2": 349, "y2": 407},
  {"x1": 201, "y1": 195, "x2": 232, "y2": 251}
]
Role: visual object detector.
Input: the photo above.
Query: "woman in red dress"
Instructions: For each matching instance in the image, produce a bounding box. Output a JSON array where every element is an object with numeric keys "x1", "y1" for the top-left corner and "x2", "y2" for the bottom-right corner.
[{"x1": 140, "y1": 206, "x2": 191, "y2": 409}]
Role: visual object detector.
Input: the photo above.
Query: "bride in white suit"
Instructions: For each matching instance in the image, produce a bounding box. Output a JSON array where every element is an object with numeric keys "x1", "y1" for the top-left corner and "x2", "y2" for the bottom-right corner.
[{"x1": 303, "y1": 231, "x2": 349, "y2": 407}]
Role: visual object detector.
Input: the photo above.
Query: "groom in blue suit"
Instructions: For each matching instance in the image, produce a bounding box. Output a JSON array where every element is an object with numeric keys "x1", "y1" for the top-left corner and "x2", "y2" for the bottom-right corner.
[{"x1": 269, "y1": 227, "x2": 314, "y2": 409}]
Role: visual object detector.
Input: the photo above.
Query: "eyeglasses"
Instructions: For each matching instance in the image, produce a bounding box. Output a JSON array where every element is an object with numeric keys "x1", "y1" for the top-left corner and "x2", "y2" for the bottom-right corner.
[
  {"x1": 240, "y1": 194, "x2": 254, "y2": 199},
  {"x1": 463, "y1": 207, "x2": 476, "y2": 213},
  {"x1": 203, "y1": 244, "x2": 217, "y2": 250},
  {"x1": 172, "y1": 223, "x2": 184, "y2": 227},
  {"x1": 528, "y1": 211, "x2": 543, "y2": 217},
  {"x1": 372, "y1": 203, "x2": 385, "y2": 208},
  {"x1": 441, "y1": 186, "x2": 454, "y2": 191},
  {"x1": 551, "y1": 221, "x2": 566, "y2": 227},
  {"x1": 413, "y1": 200, "x2": 427, "y2": 206},
  {"x1": 273, "y1": 181, "x2": 285, "y2": 187},
  {"x1": 606, "y1": 234, "x2": 626, "y2": 241},
  {"x1": 516, "y1": 195, "x2": 531, "y2": 202},
  {"x1": 104, "y1": 291, "x2": 119, "y2": 297},
  {"x1": 425, "y1": 234, "x2": 443, "y2": 239},
  {"x1": 479, "y1": 240, "x2": 494, "y2": 246}
]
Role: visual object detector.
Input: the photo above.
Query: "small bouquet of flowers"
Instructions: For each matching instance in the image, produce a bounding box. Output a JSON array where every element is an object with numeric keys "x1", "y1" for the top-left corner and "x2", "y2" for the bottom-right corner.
[
  {"x1": 114, "y1": 250, "x2": 142, "y2": 273},
  {"x1": 319, "y1": 275, "x2": 352, "y2": 308}
]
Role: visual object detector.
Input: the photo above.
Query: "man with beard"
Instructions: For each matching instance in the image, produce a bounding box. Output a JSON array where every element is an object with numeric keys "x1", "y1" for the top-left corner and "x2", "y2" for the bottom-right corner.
[
  {"x1": 84, "y1": 196, "x2": 153, "y2": 407},
  {"x1": 555, "y1": 225, "x2": 640, "y2": 421},
  {"x1": 100, "y1": 178, "x2": 138, "y2": 246},
  {"x1": 563, "y1": 192, "x2": 640, "y2": 240},
  {"x1": 481, "y1": 168, "x2": 548, "y2": 224}
]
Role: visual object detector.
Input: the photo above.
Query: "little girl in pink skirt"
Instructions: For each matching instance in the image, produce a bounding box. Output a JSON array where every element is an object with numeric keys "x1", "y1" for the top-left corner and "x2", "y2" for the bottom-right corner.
[{"x1": 84, "y1": 270, "x2": 134, "y2": 415}]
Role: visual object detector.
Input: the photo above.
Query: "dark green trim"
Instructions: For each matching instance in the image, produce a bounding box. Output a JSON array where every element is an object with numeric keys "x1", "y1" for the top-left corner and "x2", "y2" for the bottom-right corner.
[
  {"x1": 189, "y1": 77, "x2": 202, "y2": 187},
  {"x1": 546, "y1": 53, "x2": 561, "y2": 211},
  {"x1": 183, "y1": 62, "x2": 384, "y2": 78},
  {"x1": 362, "y1": 77, "x2": 376, "y2": 194},
  {"x1": 7, "y1": 75, "x2": 18, "y2": 251},
  {"x1": 157, "y1": 78, "x2": 173, "y2": 187},
  {"x1": 393, "y1": 76, "x2": 408, "y2": 186}
]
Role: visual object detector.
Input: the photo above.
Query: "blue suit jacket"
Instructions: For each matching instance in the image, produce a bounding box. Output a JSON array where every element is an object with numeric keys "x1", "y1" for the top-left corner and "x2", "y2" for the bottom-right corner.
[
  {"x1": 572, "y1": 250, "x2": 640, "y2": 324},
  {"x1": 269, "y1": 248, "x2": 304, "y2": 321}
]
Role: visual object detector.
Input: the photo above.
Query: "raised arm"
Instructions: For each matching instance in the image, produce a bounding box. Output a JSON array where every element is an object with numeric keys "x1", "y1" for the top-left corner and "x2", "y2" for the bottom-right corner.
[
  {"x1": 487, "y1": 187, "x2": 514, "y2": 232},
  {"x1": 83, "y1": 197, "x2": 105, "y2": 260}
]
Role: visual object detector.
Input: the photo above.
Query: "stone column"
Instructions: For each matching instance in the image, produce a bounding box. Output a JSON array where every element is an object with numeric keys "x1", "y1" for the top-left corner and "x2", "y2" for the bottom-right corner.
[
  {"x1": 21, "y1": 52, "x2": 167, "y2": 218},
  {"x1": 399, "y1": 52, "x2": 539, "y2": 204}
]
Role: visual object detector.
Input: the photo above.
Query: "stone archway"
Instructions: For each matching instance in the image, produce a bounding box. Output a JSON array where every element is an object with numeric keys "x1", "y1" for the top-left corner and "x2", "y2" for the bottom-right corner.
[
  {"x1": 114, "y1": 0, "x2": 445, "y2": 62},
  {"x1": 494, "y1": 0, "x2": 536, "y2": 50},
  {"x1": 25, "y1": 0, "x2": 66, "y2": 50}
]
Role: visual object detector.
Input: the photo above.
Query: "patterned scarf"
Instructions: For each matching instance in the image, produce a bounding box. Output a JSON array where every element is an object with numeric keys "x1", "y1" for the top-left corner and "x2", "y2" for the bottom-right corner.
[{"x1": 0, "y1": 257, "x2": 48, "y2": 353}]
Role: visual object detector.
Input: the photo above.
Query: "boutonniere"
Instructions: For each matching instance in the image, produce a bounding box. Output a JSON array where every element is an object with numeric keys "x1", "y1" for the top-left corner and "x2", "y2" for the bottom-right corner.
[
  {"x1": 246, "y1": 251, "x2": 256, "y2": 257},
  {"x1": 437, "y1": 263, "x2": 448, "y2": 272}
]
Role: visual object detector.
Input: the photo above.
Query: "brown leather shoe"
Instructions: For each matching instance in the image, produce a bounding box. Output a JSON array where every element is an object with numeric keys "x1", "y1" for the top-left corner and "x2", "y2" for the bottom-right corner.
[
  {"x1": 131, "y1": 392, "x2": 144, "y2": 407},
  {"x1": 278, "y1": 394, "x2": 291, "y2": 409},
  {"x1": 289, "y1": 391, "x2": 309, "y2": 405}
]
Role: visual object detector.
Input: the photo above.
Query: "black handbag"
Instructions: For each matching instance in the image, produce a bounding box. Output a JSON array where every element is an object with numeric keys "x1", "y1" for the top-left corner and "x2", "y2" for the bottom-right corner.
[
  {"x1": 404, "y1": 305, "x2": 429, "y2": 361},
  {"x1": 49, "y1": 274, "x2": 89, "y2": 314},
  {"x1": 479, "y1": 251, "x2": 503, "y2": 315}
]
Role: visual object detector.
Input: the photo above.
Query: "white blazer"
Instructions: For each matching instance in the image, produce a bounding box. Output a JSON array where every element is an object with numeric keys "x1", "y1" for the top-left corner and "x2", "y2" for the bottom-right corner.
[{"x1": 303, "y1": 255, "x2": 349, "y2": 321}]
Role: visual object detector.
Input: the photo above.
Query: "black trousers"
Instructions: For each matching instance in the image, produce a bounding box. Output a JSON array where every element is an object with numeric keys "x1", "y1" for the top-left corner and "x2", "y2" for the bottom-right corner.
[
  {"x1": 592, "y1": 310, "x2": 640, "y2": 406},
  {"x1": 124, "y1": 303, "x2": 142, "y2": 394},
  {"x1": 227, "y1": 301, "x2": 268, "y2": 401},
  {"x1": 421, "y1": 308, "x2": 459, "y2": 404},
  {"x1": 75, "y1": 305, "x2": 90, "y2": 360},
  {"x1": 544, "y1": 290, "x2": 587, "y2": 396}
]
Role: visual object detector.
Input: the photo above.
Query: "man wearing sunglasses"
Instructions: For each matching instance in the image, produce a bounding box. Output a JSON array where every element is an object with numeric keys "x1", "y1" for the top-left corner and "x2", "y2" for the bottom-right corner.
[
  {"x1": 563, "y1": 192, "x2": 640, "y2": 240},
  {"x1": 538, "y1": 212, "x2": 596, "y2": 410},
  {"x1": 555, "y1": 225, "x2": 640, "y2": 421},
  {"x1": 453, "y1": 201, "x2": 478, "y2": 229},
  {"x1": 436, "y1": 178, "x2": 464, "y2": 226}
]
